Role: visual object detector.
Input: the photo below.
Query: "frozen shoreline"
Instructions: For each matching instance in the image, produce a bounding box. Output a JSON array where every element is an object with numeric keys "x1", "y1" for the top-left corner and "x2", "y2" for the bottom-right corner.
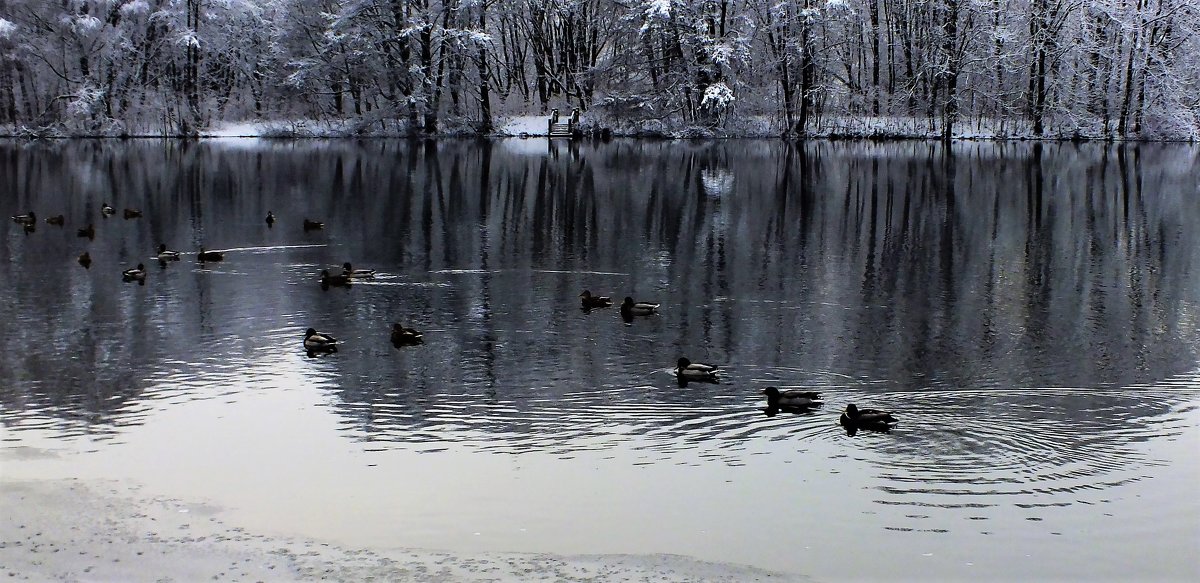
[{"x1": 0, "y1": 476, "x2": 808, "y2": 582}]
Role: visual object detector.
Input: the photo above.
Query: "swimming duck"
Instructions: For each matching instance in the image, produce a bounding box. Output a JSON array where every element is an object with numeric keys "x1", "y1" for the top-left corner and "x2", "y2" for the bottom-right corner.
[
  {"x1": 78, "y1": 252, "x2": 92, "y2": 268},
  {"x1": 100, "y1": 203, "x2": 115, "y2": 216},
  {"x1": 45, "y1": 214, "x2": 65, "y2": 226},
  {"x1": 123, "y1": 208, "x2": 142, "y2": 219},
  {"x1": 840, "y1": 404, "x2": 897, "y2": 430},
  {"x1": 77, "y1": 224, "x2": 95, "y2": 239},
  {"x1": 304, "y1": 328, "x2": 338, "y2": 355},
  {"x1": 265, "y1": 211, "x2": 275, "y2": 227},
  {"x1": 157, "y1": 244, "x2": 181, "y2": 261},
  {"x1": 762, "y1": 387, "x2": 823, "y2": 409},
  {"x1": 11, "y1": 211, "x2": 35, "y2": 225},
  {"x1": 675, "y1": 357, "x2": 719, "y2": 382},
  {"x1": 303, "y1": 218, "x2": 324, "y2": 231},
  {"x1": 342, "y1": 262, "x2": 376, "y2": 278},
  {"x1": 197, "y1": 247, "x2": 224, "y2": 262},
  {"x1": 390, "y1": 323, "x2": 423, "y2": 346},
  {"x1": 620, "y1": 296, "x2": 659, "y2": 317},
  {"x1": 122, "y1": 263, "x2": 146, "y2": 283},
  {"x1": 580, "y1": 290, "x2": 613, "y2": 309},
  {"x1": 320, "y1": 269, "x2": 352, "y2": 287}
]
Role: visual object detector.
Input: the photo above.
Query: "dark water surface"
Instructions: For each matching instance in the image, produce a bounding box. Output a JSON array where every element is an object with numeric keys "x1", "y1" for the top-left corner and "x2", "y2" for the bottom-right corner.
[{"x1": 2, "y1": 139, "x2": 1198, "y2": 580}]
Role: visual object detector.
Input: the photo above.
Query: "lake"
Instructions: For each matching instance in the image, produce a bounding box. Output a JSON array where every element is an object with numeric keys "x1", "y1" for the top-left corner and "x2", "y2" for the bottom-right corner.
[{"x1": 1, "y1": 138, "x2": 1198, "y2": 581}]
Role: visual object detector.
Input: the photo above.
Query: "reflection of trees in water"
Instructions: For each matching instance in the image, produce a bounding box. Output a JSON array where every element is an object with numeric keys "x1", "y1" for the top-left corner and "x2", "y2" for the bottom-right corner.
[{"x1": 0, "y1": 141, "x2": 1197, "y2": 449}]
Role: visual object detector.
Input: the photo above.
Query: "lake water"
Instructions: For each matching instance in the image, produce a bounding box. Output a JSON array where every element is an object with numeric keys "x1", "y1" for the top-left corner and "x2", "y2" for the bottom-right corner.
[{"x1": 2, "y1": 138, "x2": 1198, "y2": 581}]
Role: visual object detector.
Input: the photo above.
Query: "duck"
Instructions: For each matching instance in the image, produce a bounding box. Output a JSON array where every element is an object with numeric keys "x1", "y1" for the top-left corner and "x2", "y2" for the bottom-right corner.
[
  {"x1": 265, "y1": 211, "x2": 275, "y2": 227},
  {"x1": 77, "y1": 224, "x2": 95, "y2": 239},
  {"x1": 157, "y1": 244, "x2": 181, "y2": 261},
  {"x1": 45, "y1": 214, "x2": 65, "y2": 226},
  {"x1": 78, "y1": 252, "x2": 92, "y2": 269},
  {"x1": 100, "y1": 203, "x2": 115, "y2": 216},
  {"x1": 620, "y1": 296, "x2": 659, "y2": 317},
  {"x1": 320, "y1": 269, "x2": 352, "y2": 287},
  {"x1": 197, "y1": 247, "x2": 224, "y2": 262},
  {"x1": 390, "y1": 323, "x2": 424, "y2": 346},
  {"x1": 122, "y1": 263, "x2": 146, "y2": 283},
  {"x1": 11, "y1": 211, "x2": 35, "y2": 225},
  {"x1": 580, "y1": 290, "x2": 613, "y2": 309},
  {"x1": 341, "y1": 262, "x2": 376, "y2": 278},
  {"x1": 840, "y1": 404, "x2": 897, "y2": 430},
  {"x1": 304, "y1": 328, "x2": 338, "y2": 355},
  {"x1": 675, "y1": 357, "x2": 719, "y2": 382},
  {"x1": 123, "y1": 208, "x2": 142, "y2": 219},
  {"x1": 303, "y1": 218, "x2": 324, "y2": 231},
  {"x1": 762, "y1": 387, "x2": 823, "y2": 410}
]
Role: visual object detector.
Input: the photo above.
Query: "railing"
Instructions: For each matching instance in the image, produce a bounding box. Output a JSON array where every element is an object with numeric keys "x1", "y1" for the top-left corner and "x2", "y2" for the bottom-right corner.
[{"x1": 547, "y1": 108, "x2": 580, "y2": 138}]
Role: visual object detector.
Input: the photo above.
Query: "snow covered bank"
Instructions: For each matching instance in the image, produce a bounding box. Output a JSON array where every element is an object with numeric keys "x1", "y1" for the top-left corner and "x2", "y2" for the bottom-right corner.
[{"x1": 0, "y1": 476, "x2": 809, "y2": 582}]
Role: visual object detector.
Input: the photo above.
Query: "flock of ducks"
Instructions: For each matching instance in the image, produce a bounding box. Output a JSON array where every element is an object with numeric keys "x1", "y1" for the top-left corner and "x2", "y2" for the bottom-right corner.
[
  {"x1": 13, "y1": 208, "x2": 896, "y2": 434},
  {"x1": 12, "y1": 205, "x2": 423, "y2": 353},
  {"x1": 577, "y1": 291, "x2": 898, "y2": 433}
]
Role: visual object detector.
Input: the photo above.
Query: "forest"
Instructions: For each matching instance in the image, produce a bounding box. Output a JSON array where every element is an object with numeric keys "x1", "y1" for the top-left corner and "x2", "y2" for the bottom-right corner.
[{"x1": 0, "y1": 0, "x2": 1196, "y2": 139}]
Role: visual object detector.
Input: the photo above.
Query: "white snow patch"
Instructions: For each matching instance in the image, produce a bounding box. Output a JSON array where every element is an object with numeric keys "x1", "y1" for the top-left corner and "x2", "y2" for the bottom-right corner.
[{"x1": 496, "y1": 114, "x2": 554, "y2": 136}]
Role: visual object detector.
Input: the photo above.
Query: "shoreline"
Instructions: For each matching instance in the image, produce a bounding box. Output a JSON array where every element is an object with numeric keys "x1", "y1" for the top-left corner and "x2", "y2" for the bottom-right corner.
[{"x1": 0, "y1": 476, "x2": 808, "y2": 582}]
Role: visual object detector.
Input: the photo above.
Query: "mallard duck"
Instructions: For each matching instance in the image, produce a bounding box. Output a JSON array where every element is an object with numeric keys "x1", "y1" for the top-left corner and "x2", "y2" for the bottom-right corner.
[
  {"x1": 100, "y1": 203, "x2": 115, "y2": 216},
  {"x1": 320, "y1": 269, "x2": 352, "y2": 287},
  {"x1": 78, "y1": 252, "x2": 92, "y2": 268},
  {"x1": 265, "y1": 211, "x2": 275, "y2": 227},
  {"x1": 304, "y1": 328, "x2": 338, "y2": 354},
  {"x1": 676, "y1": 357, "x2": 719, "y2": 381},
  {"x1": 77, "y1": 224, "x2": 95, "y2": 239},
  {"x1": 122, "y1": 263, "x2": 146, "y2": 283},
  {"x1": 840, "y1": 404, "x2": 897, "y2": 429},
  {"x1": 620, "y1": 296, "x2": 659, "y2": 317},
  {"x1": 11, "y1": 211, "x2": 35, "y2": 225},
  {"x1": 157, "y1": 244, "x2": 181, "y2": 261},
  {"x1": 762, "y1": 387, "x2": 823, "y2": 409},
  {"x1": 580, "y1": 290, "x2": 613, "y2": 309},
  {"x1": 123, "y1": 208, "x2": 142, "y2": 219},
  {"x1": 390, "y1": 323, "x2": 423, "y2": 345},
  {"x1": 303, "y1": 218, "x2": 324, "y2": 231},
  {"x1": 197, "y1": 247, "x2": 224, "y2": 262},
  {"x1": 342, "y1": 262, "x2": 376, "y2": 278},
  {"x1": 45, "y1": 214, "x2": 65, "y2": 226}
]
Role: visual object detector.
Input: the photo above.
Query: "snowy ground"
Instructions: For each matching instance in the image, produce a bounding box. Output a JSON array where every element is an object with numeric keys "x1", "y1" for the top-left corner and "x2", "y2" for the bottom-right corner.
[
  {"x1": 203, "y1": 115, "x2": 559, "y2": 139},
  {"x1": 0, "y1": 475, "x2": 806, "y2": 582}
]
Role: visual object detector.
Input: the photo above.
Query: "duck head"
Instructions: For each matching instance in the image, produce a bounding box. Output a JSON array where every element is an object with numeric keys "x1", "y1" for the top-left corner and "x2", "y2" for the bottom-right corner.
[
  {"x1": 845, "y1": 403, "x2": 860, "y2": 418},
  {"x1": 305, "y1": 328, "x2": 317, "y2": 338},
  {"x1": 677, "y1": 357, "x2": 692, "y2": 369}
]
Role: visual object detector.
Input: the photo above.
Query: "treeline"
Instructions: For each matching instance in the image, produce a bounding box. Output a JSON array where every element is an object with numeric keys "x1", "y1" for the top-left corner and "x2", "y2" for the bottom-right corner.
[{"x1": 0, "y1": 0, "x2": 1196, "y2": 139}]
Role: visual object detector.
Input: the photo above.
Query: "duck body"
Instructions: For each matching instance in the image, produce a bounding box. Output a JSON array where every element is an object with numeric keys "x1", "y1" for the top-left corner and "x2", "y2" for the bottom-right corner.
[
  {"x1": 763, "y1": 387, "x2": 823, "y2": 409},
  {"x1": 12, "y1": 211, "x2": 35, "y2": 225},
  {"x1": 157, "y1": 244, "x2": 181, "y2": 261},
  {"x1": 265, "y1": 211, "x2": 275, "y2": 227},
  {"x1": 341, "y1": 262, "x2": 375, "y2": 278},
  {"x1": 620, "y1": 296, "x2": 659, "y2": 317},
  {"x1": 320, "y1": 269, "x2": 352, "y2": 287},
  {"x1": 100, "y1": 203, "x2": 115, "y2": 216},
  {"x1": 304, "y1": 328, "x2": 338, "y2": 354},
  {"x1": 390, "y1": 323, "x2": 423, "y2": 346},
  {"x1": 840, "y1": 404, "x2": 897, "y2": 430},
  {"x1": 77, "y1": 224, "x2": 95, "y2": 239},
  {"x1": 580, "y1": 290, "x2": 613, "y2": 309},
  {"x1": 303, "y1": 218, "x2": 324, "y2": 231},
  {"x1": 122, "y1": 263, "x2": 146, "y2": 283},
  {"x1": 123, "y1": 208, "x2": 142, "y2": 219},
  {"x1": 197, "y1": 247, "x2": 224, "y2": 262},
  {"x1": 675, "y1": 357, "x2": 719, "y2": 381},
  {"x1": 45, "y1": 214, "x2": 65, "y2": 226}
]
